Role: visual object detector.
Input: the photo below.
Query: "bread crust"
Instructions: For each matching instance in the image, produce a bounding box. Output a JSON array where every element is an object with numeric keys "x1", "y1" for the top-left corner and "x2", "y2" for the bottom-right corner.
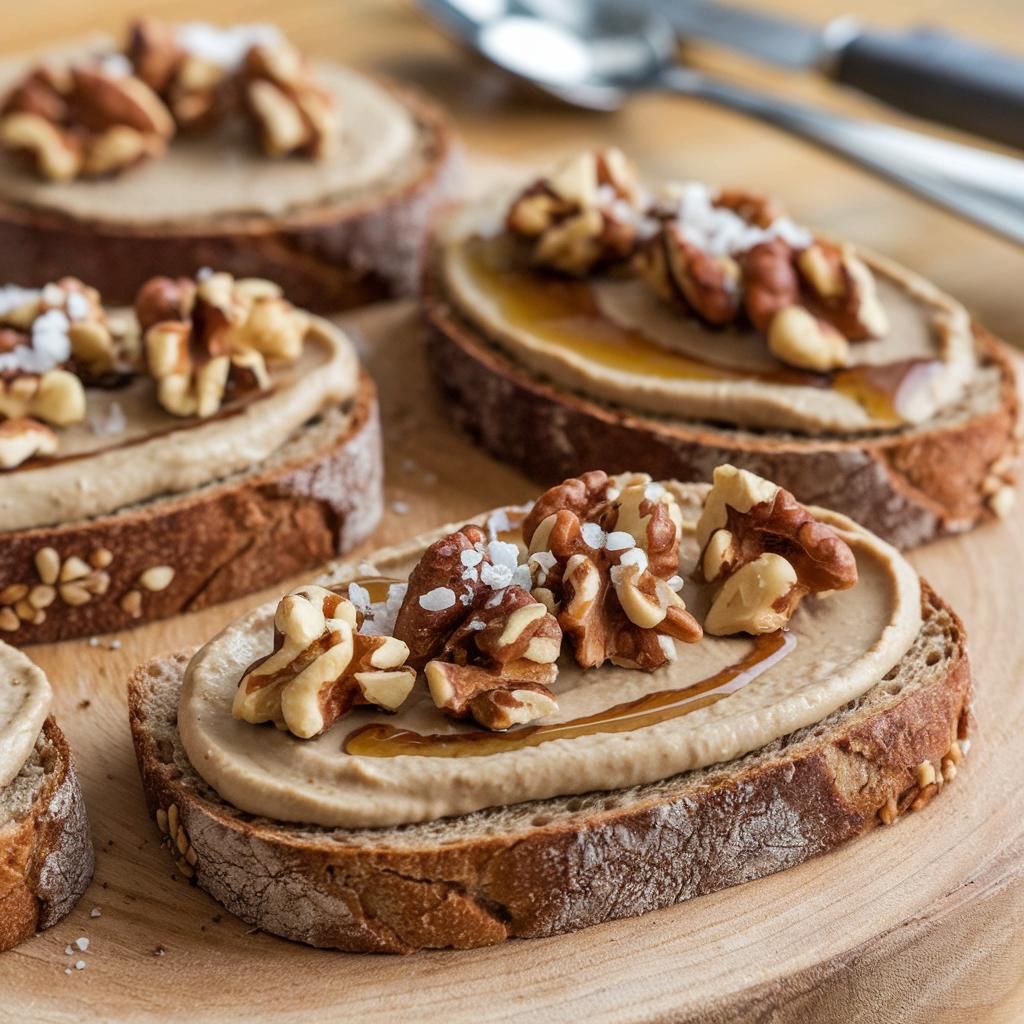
[
  {"x1": 421, "y1": 264, "x2": 1020, "y2": 549},
  {"x1": 0, "y1": 717, "x2": 94, "y2": 952},
  {"x1": 0, "y1": 372, "x2": 383, "y2": 645},
  {"x1": 128, "y1": 583, "x2": 971, "y2": 954},
  {"x1": 0, "y1": 81, "x2": 460, "y2": 312}
]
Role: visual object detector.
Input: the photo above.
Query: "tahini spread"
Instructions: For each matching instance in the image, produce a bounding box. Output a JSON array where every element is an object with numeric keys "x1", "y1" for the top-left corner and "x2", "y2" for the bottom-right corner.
[{"x1": 178, "y1": 485, "x2": 922, "y2": 828}]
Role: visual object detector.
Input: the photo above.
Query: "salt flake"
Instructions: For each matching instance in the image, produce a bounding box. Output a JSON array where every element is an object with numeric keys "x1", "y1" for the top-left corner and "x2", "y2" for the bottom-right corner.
[{"x1": 419, "y1": 587, "x2": 456, "y2": 611}]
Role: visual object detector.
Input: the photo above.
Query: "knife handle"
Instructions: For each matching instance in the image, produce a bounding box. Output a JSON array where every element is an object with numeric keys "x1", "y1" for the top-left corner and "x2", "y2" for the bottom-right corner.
[{"x1": 832, "y1": 27, "x2": 1024, "y2": 150}]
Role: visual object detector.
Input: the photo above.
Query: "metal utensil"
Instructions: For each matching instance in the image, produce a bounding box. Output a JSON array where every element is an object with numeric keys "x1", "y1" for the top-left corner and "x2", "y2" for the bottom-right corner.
[
  {"x1": 654, "y1": 0, "x2": 1024, "y2": 150},
  {"x1": 419, "y1": 0, "x2": 1024, "y2": 246}
]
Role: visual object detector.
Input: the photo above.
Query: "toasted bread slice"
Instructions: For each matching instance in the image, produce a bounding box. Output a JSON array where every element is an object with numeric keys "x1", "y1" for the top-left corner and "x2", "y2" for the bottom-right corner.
[
  {"x1": 0, "y1": 373, "x2": 382, "y2": 645},
  {"x1": 0, "y1": 717, "x2": 94, "y2": 951},
  {"x1": 423, "y1": 262, "x2": 1019, "y2": 550},
  {"x1": 0, "y1": 79, "x2": 458, "y2": 312},
  {"x1": 127, "y1": 492, "x2": 971, "y2": 953}
]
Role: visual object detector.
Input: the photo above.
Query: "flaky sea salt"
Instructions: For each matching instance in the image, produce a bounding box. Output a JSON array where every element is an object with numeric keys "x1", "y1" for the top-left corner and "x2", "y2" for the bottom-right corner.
[
  {"x1": 619, "y1": 547, "x2": 649, "y2": 573},
  {"x1": 666, "y1": 182, "x2": 811, "y2": 257},
  {"x1": 487, "y1": 540, "x2": 519, "y2": 569},
  {"x1": 644, "y1": 482, "x2": 666, "y2": 502},
  {"x1": 419, "y1": 586, "x2": 456, "y2": 612},
  {"x1": 666, "y1": 575, "x2": 684, "y2": 592},
  {"x1": 99, "y1": 52, "x2": 132, "y2": 78},
  {"x1": 175, "y1": 22, "x2": 282, "y2": 68},
  {"x1": 580, "y1": 522, "x2": 607, "y2": 549},
  {"x1": 88, "y1": 401, "x2": 127, "y2": 438},
  {"x1": 347, "y1": 582, "x2": 371, "y2": 612},
  {"x1": 487, "y1": 509, "x2": 512, "y2": 538},
  {"x1": 605, "y1": 531, "x2": 635, "y2": 551},
  {"x1": 480, "y1": 562, "x2": 514, "y2": 591},
  {"x1": 460, "y1": 550, "x2": 483, "y2": 568}
]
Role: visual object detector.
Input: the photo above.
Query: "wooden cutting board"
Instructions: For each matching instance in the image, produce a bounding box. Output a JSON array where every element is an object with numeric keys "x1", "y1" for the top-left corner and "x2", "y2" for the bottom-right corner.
[{"x1": 2, "y1": 302, "x2": 1022, "y2": 1024}]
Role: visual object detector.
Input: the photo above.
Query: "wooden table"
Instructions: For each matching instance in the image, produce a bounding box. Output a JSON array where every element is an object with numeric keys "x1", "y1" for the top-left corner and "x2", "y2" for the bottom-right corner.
[{"x1": 2, "y1": 2, "x2": 1023, "y2": 1022}]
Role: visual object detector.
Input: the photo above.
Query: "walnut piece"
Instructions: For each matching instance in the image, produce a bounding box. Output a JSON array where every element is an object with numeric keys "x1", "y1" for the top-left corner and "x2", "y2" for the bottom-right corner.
[
  {"x1": 137, "y1": 271, "x2": 308, "y2": 417},
  {"x1": 523, "y1": 471, "x2": 702, "y2": 670},
  {"x1": 126, "y1": 20, "x2": 335, "y2": 159},
  {"x1": 797, "y1": 240, "x2": 889, "y2": 341},
  {"x1": 638, "y1": 222, "x2": 741, "y2": 326},
  {"x1": 634, "y1": 178, "x2": 888, "y2": 371},
  {"x1": 127, "y1": 19, "x2": 234, "y2": 131},
  {"x1": 243, "y1": 41, "x2": 336, "y2": 160},
  {"x1": 0, "y1": 62, "x2": 173, "y2": 181},
  {"x1": 0, "y1": 369, "x2": 85, "y2": 427},
  {"x1": 234, "y1": 584, "x2": 415, "y2": 739},
  {"x1": 505, "y1": 148, "x2": 642, "y2": 276},
  {"x1": 0, "y1": 417, "x2": 57, "y2": 469},
  {"x1": 393, "y1": 524, "x2": 563, "y2": 731},
  {"x1": 696, "y1": 464, "x2": 858, "y2": 635}
]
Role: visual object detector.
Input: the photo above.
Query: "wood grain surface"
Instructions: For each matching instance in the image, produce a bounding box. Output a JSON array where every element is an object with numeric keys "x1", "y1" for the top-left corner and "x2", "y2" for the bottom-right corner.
[
  {"x1": 1, "y1": 1, "x2": 1023, "y2": 1021},
  {"x1": 0, "y1": 302, "x2": 1021, "y2": 1024}
]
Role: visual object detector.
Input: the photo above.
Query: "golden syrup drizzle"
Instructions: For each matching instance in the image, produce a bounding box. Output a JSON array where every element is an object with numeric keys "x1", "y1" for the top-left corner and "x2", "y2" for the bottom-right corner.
[
  {"x1": 344, "y1": 630, "x2": 796, "y2": 759},
  {"x1": 460, "y1": 238, "x2": 933, "y2": 427}
]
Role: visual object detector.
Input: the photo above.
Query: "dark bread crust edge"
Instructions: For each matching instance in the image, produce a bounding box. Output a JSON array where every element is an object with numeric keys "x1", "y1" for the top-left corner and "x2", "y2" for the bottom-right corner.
[
  {"x1": 0, "y1": 80, "x2": 461, "y2": 312},
  {"x1": 0, "y1": 717, "x2": 95, "y2": 952},
  {"x1": 0, "y1": 371, "x2": 383, "y2": 645},
  {"x1": 127, "y1": 583, "x2": 970, "y2": 954},
  {"x1": 421, "y1": 262, "x2": 1020, "y2": 549}
]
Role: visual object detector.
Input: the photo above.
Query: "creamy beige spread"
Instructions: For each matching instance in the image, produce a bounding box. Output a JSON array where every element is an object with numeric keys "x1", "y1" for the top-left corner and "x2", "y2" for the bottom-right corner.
[
  {"x1": 178, "y1": 485, "x2": 922, "y2": 828},
  {"x1": 440, "y1": 194, "x2": 977, "y2": 435},
  {"x1": 0, "y1": 46, "x2": 421, "y2": 223},
  {"x1": 0, "y1": 316, "x2": 360, "y2": 532},
  {"x1": 0, "y1": 640, "x2": 52, "y2": 789}
]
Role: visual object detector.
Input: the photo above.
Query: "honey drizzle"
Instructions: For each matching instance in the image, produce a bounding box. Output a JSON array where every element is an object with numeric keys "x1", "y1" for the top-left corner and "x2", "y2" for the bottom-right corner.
[
  {"x1": 344, "y1": 630, "x2": 796, "y2": 759},
  {"x1": 462, "y1": 238, "x2": 935, "y2": 427}
]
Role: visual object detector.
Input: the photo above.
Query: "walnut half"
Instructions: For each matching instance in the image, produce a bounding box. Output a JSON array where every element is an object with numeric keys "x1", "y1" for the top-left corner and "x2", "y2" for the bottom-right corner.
[
  {"x1": 0, "y1": 61, "x2": 174, "y2": 181},
  {"x1": 234, "y1": 584, "x2": 415, "y2": 739},
  {"x1": 137, "y1": 271, "x2": 308, "y2": 417},
  {"x1": 523, "y1": 470, "x2": 702, "y2": 670},
  {"x1": 505, "y1": 148, "x2": 643, "y2": 276},
  {"x1": 392, "y1": 524, "x2": 563, "y2": 731},
  {"x1": 696, "y1": 464, "x2": 858, "y2": 635}
]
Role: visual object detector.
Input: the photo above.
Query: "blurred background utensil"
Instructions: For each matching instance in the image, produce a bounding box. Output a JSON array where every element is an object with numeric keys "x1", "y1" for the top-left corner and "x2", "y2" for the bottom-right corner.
[
  {"x1": 653, "y1": 0, "x2": 1024, "y2": 150},
  {"x1": 419, "y1": 0, "x2": 1024, "y2": 247}
]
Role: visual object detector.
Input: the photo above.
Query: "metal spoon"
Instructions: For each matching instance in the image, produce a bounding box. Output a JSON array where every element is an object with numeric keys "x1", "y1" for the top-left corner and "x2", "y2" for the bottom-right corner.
[{"x1": 420, "y1": 0, "x2": 1024, "y2": 246}]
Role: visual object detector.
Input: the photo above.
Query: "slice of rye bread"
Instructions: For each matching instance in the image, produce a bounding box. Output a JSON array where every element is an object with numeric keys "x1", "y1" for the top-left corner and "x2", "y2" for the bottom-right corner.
[
  {"x1": 128, "y1": 587, "x2": 970, "y2": 953},
  {"x1": 422, "y1": 264, "x2": 1021, "y2": 550},
  {"x1": 0, "y1": 717, "x2": 94, "y2": 952},
  {"x1": 0, "y1": 81, "x2": 459, "y2": 313},
  {"x1": 0, "y1": 372, "x2": 383, "y2": 645}
]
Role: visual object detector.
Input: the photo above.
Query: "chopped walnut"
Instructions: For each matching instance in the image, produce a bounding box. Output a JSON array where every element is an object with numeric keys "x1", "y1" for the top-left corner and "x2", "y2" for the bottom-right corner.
[
  {"x1": 797, "y1": 240, "x2": 889, "y2": 340},
  {"x1": 0, "y1": 369, "x2": 85, "y2": 427},
  {"x1": 635, "y1": 178, "x2": 888, "y2": 370},
  {"x1": 0, "y1": 279, "x2": 122, "y2": 437},
  {"x1": 0, "y1": 417, "x2": 57, "y2": 469},
  {"x1": 522, "y1": 471, "x2": 702, "y2": 670},
  {"x1": 234, "y1": 584, "x2": 415, "y2": 739},
  {"x1": 638, "y1": 222, "x2": 741, "y2": 326},
  {"x1": 127, "y1": 19, "x2": 235, "y2": 131},
  {"x1": 126, "y1": 20, "x2": 335, "y2": 159},
  {"x1": 242, "y1": 41, "x2": 335, "y2": 160},
  {"x1": 505, "y1": 148, "x2": 643, "y2": 276},
  {"x1": 696, "y1": 464, "x2": 858, "y2": 635},
  {"x1": 393, "y1": 524, "x2": 562, "y2": 731},
  {"x1": 0, "y1": 61, "x2": 173, "y2": 181},
  {"x1": 136, "y1": 271, "x2": 308, "y2": 417}
]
